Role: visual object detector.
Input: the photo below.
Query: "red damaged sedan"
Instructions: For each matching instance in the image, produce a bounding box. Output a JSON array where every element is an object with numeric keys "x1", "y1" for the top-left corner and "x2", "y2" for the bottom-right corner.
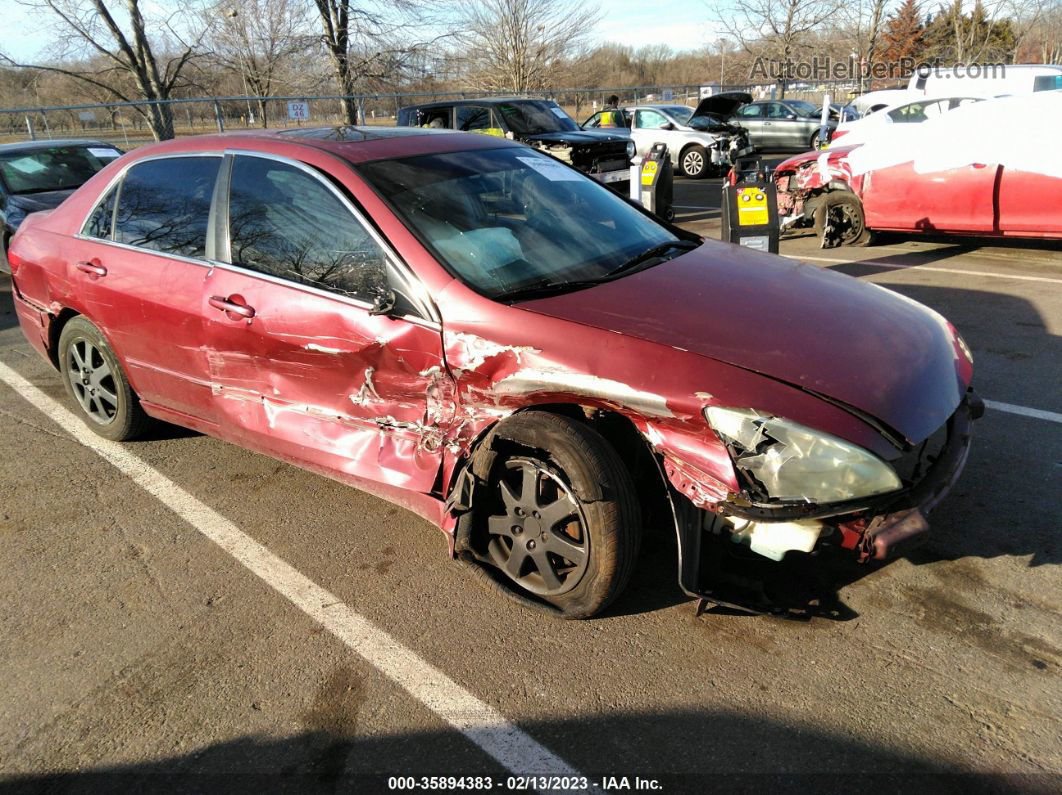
[
  {"x1": 774, "y1": 91, "x2": 1062, "y2": 247},
  {"x1": 8, "y1": 127, "x2": 980, "y2": 618}
]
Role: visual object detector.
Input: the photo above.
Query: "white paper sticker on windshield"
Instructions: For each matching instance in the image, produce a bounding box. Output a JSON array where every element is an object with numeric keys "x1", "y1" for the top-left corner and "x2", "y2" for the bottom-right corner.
[
  {"x1": 516, "y1": 155, "x2": 582, "y2": 182},
  {"x1": 550, "y1": 107, "x2": 568, "y2": 119},
  {"x1": 88, "y1": 147, "x2": 121, "y2": 159}
]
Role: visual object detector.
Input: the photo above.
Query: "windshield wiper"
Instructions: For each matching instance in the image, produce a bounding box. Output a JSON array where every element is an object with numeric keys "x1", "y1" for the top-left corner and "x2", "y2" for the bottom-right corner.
[
  {"x1": 604, "y1": 239, "x2": 700, "y2": 279},
  {"x1": 494, "y1": 278, "x2": 606, "y2": 303}
]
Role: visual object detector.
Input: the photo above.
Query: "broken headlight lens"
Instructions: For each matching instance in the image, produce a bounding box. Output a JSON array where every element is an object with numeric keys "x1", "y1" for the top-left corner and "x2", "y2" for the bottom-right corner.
[{"x1": 705, "y1": 406, "x2": 902, "y2": 504}]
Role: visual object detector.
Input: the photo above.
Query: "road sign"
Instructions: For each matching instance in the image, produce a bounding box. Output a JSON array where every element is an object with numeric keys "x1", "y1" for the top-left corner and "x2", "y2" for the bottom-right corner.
[
  {"x1": 662, "y1": 89, "x2": 674, "y2": 101},
  {"x1": 287, "y1": 101, "x2": 310, "y2": 121},
  {"x1": 78, "y1": 111, "x2": 96, "y2": 122}
]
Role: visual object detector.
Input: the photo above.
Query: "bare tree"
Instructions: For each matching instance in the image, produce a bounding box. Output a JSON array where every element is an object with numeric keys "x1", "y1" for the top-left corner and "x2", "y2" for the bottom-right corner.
[
  {"x1": 460, "y1": 0, "x2": 602, "y2": 93},
  {"x1": 712, "y1": 0, "x2": 844, "y2": 96},
  {"x1": 5, "y1": 0, "x2": 207, "y2": 140},
  {"x1": 310, "y1": 0, "x2": 441, "y2": 125},
  {"x1": 206, "y1": 0, "x2": 312, "y2": 127}
]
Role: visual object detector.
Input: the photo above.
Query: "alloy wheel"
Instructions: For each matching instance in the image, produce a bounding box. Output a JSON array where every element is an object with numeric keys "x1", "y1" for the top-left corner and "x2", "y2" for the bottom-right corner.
[
  {"x1": 486, "y1": 457, "x2": 589, "y2": 596},
  {"x1": 683, "y1": 151, "x2": 704, "y2": 176},
  {"x1": 67, "y1": 338, "x2": 119, "y2": 425}
]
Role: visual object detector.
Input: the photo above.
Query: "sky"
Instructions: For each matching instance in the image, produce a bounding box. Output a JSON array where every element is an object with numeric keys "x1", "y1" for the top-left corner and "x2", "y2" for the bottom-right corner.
[{"x1": 3, "y1": 0, "x2": 720, "y2": 62}]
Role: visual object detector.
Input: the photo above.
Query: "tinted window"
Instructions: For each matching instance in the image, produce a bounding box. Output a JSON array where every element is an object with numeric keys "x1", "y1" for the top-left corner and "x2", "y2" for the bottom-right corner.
[
  {"x1": 0, "y1": 145, "x2": 121, "y2": 194},
  {"x1": 227, "y1": 156, "x2": 388, "y2": 302},
  {"x1": 493, "y1": 101, "x2": 579, "y2": 134},
  {"x1": 358, "y1": 147, "x2": 679, "y2": 300},
  {"x1": 1033, "y1": 75, "x2": 1062, "y2": 91},
  {"x1": 414, "y1": 107, "x2": 452, "y2": 129},
  {"x1": 114, "y1": 157, "x2": 220, "y2": 258},
  {"x1": 84, "y1": 187, "x2": 117, "y2": 239},
  {"x1": 457, "y1": 106, "x2": 498, "y2": 133}
]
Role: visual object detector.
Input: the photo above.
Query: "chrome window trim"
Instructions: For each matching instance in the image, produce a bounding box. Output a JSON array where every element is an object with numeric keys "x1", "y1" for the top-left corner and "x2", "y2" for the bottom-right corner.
[
  {"x1": 73, "y1": 147, "x2": 441, "y2": 328},
  {"x1": 78, "y1": 151, "x2": 225, "y2": 239},
  {"x1": 224, "y1": 149, "x2": 441, "y2": 324}
]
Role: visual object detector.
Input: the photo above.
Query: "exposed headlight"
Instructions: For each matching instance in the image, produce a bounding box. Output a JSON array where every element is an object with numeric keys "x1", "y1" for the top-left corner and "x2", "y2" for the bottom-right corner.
[
  {"x1": 626, "y1": 140, "x2": 636, "y2": 159},
  {"x1": 705, "y1": 406, "x2": 902, "y2": 504}
]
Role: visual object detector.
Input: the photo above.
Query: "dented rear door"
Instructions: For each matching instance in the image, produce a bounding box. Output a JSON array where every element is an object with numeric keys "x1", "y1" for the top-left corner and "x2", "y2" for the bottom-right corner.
[{"x1": 202, "y1": 152, "x2": 450, "y2": 493}]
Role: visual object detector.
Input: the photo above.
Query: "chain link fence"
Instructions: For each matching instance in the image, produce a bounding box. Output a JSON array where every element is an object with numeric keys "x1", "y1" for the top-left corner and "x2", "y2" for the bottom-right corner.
[{"x1": 1, "y1": 80, "x2": 862, "y2": 148}]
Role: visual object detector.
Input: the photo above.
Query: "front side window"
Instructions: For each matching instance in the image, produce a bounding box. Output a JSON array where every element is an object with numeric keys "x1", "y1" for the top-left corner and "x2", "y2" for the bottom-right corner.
[
  {"x1": 358, "y1": 146, "x2": 681, "y2": 300},
  {"x1": 457, "y1": 106, "x2": 498, "y2": 134},
  {"x1": 0, "y1": 145, "x2": 121, "y2": 194},
  {"x1": 493, "y1": 101, "x2": 579, "y2": 135},
  {"x1": 635, "y1": 110, "x2": 669, "y2": 130},
  {"x1": 227, "y1": 156, "x2": 388, "y2": 302},
  {"x1": 114, "y1": 157, "x2": 220, "y2": 258}
]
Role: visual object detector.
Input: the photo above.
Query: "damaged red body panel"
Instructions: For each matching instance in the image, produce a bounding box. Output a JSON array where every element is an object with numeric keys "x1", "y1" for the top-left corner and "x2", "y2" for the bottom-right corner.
[
  {"x1": 9, "y1": 128, "x2": 979, "y2": 611},
  {"x1": 774, "y1": 144, "x2": 1062, "y2": 240}
]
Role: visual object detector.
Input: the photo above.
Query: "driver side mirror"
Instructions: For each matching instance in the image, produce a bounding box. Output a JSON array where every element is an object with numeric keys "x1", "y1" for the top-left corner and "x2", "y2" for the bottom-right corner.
[
  {"x1": 368, "y1": 288, "x2": 397, "y2": 317},
  {"x1": 785, "y1": 113, "x2": 797, "y2": 120},
  {"x1": 661, "y1": 122, "x2": 674, "y2": 130}
]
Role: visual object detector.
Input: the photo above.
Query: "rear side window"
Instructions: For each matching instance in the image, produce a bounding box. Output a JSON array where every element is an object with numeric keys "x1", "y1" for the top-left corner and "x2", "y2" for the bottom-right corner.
[
  {"x1": 114, "y1": 157, "x2": 221, "y2": 258},
  {"x1": 738, "y1": 104, "x2": 764, "y2": 118},
  {"x1": 84, "y1": 187, "x2": 117, "y2": 239},
  {"x1": 227, "y1": 156, "x2": 388, "y2": 302}
]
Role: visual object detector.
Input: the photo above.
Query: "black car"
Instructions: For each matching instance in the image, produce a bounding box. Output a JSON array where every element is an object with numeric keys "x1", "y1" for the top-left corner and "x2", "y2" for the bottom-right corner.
[
  {"x1": 396, "y1": 99, "x2": 633, "y2": 191},
  {"x1": 1, "y1": 139, "x2": 123, "y2": 270}
]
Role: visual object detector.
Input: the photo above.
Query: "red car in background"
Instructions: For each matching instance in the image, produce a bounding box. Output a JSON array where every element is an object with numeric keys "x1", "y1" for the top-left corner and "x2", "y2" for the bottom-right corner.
[
  {"x1": 774, "y1": 92, "x2": 1062, "y2": 246},
  {"x1": 8, "y1": 127, "x2": 979, "y2": 618}
]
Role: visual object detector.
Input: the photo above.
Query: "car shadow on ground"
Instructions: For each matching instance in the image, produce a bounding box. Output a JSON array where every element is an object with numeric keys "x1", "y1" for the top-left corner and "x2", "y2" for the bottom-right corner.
[
  {"x1": 810, "y1": 266, "x2": 1060, "y2": 571},
  {"x1": 4, "y1": 709, "x2": 1044, "y2": 794},
  {"x1": 0, "y1": 276, "x2": 18, "y2": 332}
]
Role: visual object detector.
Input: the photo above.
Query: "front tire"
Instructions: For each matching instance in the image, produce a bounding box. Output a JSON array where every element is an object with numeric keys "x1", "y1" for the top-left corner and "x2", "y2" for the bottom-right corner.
[
  {"x1": 680, "y1": 145, "x2": 709, "y2": 179},
  {"x1": 58, "y1": 317, "x2": 151, "y2": 441},
  {"x1": 479, "y1": 412, "x2": 640, "y2": 619},
  {"x1": 813, "y1": 192, "x2": 873, "y2": 247}
]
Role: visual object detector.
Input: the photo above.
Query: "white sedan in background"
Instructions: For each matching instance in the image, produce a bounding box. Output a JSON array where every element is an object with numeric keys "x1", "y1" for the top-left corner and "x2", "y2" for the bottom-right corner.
[
  {"x1": 830, "y1": 96, "x2": 984, "y2": 149},
  {"x1": 582, "y1": 103, "x2": 740, "y2": 178}
]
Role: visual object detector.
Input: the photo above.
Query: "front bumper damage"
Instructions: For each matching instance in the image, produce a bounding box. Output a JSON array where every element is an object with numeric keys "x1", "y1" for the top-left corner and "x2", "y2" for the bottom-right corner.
[{"x1": 675, "y1": 392, "x2": 981, "y2": 612}]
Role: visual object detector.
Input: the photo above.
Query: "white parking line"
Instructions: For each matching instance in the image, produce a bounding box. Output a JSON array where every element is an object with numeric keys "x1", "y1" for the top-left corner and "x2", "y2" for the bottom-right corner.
[
  {"x1": 782, "y1": 254, "x2": 1062, "y2": 285},
  {"x1": 985, "y1": 400, "x2": 1062, "y2": 424},
  {"x1": 0, "y1": 361, "x2": 586, "y2": 784}
]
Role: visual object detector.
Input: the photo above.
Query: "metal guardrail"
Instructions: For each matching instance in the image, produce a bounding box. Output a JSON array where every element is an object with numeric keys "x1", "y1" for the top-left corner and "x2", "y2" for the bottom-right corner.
[{"x1": 1, "y1": 81, "x2": 866, "y2": 145}]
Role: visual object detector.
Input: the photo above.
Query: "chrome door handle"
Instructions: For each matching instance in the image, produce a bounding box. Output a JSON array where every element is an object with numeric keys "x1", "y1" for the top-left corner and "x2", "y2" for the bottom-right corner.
[
  {"x1": 76, "y1": 260, "x2": 107, "y2": 277},
  {"x1": 209, "y1": 295, "x2": 256, "y2": 319}
]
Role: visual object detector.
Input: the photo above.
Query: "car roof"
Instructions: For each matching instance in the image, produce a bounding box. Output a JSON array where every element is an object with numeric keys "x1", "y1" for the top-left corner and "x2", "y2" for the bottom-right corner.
[
  {"x1": 400, "y1": 97, "x2": 556, "y2": 111},
  {"x1": 118, "y1": 126, "x2": 519, "y2": 165},
  {"x1": 0, "y1": 138, "x2": 119, "y2": 153}
]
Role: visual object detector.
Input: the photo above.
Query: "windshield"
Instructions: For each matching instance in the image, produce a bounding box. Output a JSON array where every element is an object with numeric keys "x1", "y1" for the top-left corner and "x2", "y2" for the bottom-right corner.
[
  {"x1": 494, "y1": 101, "x2": 579, "y2": 135},
  {"x1": 664, "y1": 106, "x2": 694, "y2": 124},
  {"x1": 0, "y1": 145, "x2": 120, "y2": 194},
  {"x1": 787, "y1": 100, "x2": 821, "y2": 118},
  {"x1": 358, "y1": 146, "x2": 681, "y2": 300}
]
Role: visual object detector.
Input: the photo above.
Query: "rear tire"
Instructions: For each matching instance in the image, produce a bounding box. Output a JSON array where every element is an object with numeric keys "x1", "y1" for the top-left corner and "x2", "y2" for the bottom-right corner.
[
  {"x1": 478, "y1": 412, "x2": 640, "y2": 619},
  {"x1": 58, "y1": 317, "x2": 151, "y2": 441},
  {"x1": 813, "y1": 192, "x2": 873, "y2": 247},
  {"x1": 680, "y1": 145, "x2": 709, "y2": 179}
]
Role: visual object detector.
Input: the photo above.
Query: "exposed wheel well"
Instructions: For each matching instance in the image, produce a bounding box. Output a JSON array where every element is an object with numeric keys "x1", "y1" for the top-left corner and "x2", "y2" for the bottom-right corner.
[
  {"x1": 453, "y1": 404, "x2": 672, "y2": 546},
  {"x1": 47, "y1": 308, "x2": 81, "y2": 370}
]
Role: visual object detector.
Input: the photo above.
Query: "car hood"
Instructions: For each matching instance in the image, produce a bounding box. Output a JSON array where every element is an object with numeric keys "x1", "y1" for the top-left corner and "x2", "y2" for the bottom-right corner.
[
  {"x1": 7, "y1": 189, "x2": 75, "y2": 216},
  {"x1": 521, "y1": 130, "x2": 628, "y2": 145},
  {"x1": 693, "y1": 92, "x2": 753, "y2": 118},
  {"x1": 520, "y1": 241, "x2": 970, "y2": 445}
]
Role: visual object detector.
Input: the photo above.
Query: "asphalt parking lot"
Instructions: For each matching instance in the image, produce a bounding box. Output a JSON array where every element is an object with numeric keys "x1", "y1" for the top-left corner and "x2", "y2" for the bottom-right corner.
[{"x1": 1, "y1": 173, "x2": 1060, "y2": 791}]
